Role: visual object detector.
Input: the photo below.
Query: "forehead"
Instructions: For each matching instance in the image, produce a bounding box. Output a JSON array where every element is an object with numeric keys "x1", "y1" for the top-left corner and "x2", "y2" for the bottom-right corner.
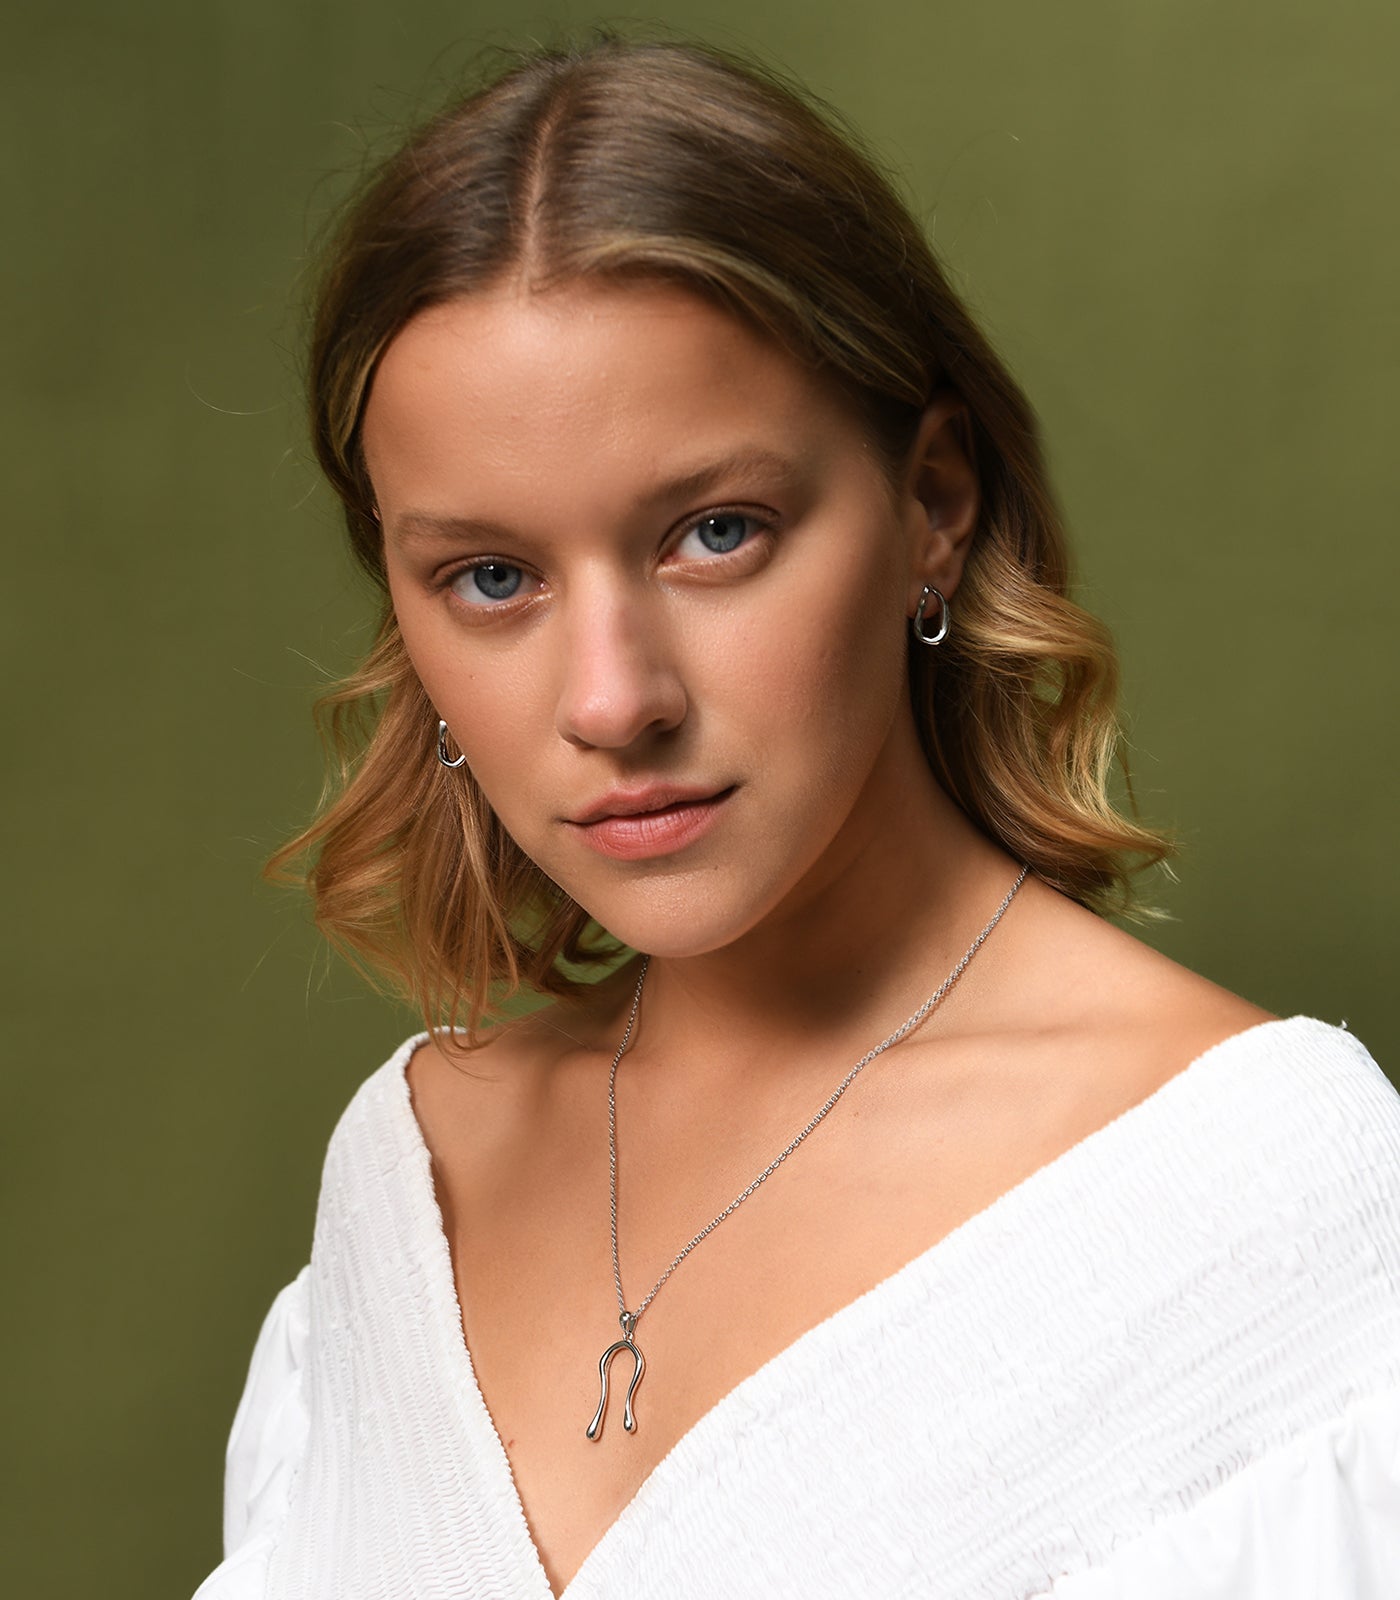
[{"x1": 361, "y1": 279, "x2": 880, "y2": 516}]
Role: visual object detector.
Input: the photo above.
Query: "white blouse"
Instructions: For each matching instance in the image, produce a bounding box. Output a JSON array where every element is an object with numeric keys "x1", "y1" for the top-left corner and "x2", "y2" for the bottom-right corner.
[{"x1": 194, "y1": 1016, "x2": 1400, "y2": 1598}]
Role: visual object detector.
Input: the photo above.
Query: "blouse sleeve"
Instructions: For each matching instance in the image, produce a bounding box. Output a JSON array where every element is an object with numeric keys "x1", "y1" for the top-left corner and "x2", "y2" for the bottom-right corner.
[
  {"x1": 1032, "y1": 1380, "x2": 1400, "y2": 1597},
  {"x1": 191, "y1": 1266, "x2": 311, "y2": 1598}
]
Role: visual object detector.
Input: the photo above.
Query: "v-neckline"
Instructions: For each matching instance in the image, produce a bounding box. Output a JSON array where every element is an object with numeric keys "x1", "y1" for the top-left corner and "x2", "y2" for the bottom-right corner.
[{"x1": 387, "y1": 1013, "x2": 1308, "y2": 1599}]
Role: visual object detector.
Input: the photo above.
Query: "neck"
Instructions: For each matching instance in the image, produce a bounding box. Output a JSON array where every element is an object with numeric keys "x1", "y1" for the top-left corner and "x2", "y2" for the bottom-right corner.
[{"x1": 622, "y1": 732, "x2": 1024, "y2": 1090}]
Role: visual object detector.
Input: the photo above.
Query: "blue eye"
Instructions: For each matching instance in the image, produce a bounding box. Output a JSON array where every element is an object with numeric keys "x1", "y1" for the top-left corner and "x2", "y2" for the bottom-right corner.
[
  {"x1": 452, "y1": 561, "x2": 524, "y2": 606},
  {"x1": 677, "y1": 513, "x2": 759, "y2": 558}
]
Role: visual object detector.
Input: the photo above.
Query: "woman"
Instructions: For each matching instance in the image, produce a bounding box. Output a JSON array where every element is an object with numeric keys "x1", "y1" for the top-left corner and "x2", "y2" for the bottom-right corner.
[{"x1": 196, "y1": 34, "x2": 1400, "y2": 1600}]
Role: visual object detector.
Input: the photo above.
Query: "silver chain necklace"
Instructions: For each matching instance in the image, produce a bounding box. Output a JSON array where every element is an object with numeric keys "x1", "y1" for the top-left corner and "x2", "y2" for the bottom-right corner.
[{"x1": 585, "y1": 864, "x2": 1030, "y2": 1440}]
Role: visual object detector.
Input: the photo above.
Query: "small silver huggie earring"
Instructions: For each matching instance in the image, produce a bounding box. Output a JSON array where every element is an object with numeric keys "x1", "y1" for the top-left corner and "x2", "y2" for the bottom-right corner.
[
  {"x1": 912, "y1": 585, "x2": 950, "y2": 647},
  {"x1": 436, "y1": 719, "x2": 468, "y2": 769}
]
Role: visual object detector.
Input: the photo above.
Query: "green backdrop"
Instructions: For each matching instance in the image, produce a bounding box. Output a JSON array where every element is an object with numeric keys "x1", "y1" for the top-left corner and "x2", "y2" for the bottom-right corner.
[{"x1": 5, "y1": 2, "x2": 1396, "y2": 1593}]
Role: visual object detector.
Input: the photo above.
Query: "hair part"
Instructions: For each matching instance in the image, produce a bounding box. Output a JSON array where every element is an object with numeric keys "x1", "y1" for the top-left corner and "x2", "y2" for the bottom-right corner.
[{"x1": 267, "y1": 30, "x2": 1175, "y2": 1046}]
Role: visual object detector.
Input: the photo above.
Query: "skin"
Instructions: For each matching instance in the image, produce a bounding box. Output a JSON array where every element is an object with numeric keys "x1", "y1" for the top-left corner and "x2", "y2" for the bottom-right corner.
[{"x1": 362, "y1": 278, "x2": 1274, "y2": 1594}]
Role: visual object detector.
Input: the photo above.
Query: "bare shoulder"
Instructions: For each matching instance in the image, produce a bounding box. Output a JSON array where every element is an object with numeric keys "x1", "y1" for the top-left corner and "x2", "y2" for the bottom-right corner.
[
  {"x1": 403, "y1": 961, "x2": 643, "y2": 1172},
  {"x1": 993, "y1": 874, "x2": 1279, "y2": 1101}
]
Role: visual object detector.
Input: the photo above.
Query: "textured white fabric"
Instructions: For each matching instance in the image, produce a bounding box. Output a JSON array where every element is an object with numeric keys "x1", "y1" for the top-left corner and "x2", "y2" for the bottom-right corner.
[{"x1": 194, "y1": 1016, "x2": 1400, "y2": 1598}]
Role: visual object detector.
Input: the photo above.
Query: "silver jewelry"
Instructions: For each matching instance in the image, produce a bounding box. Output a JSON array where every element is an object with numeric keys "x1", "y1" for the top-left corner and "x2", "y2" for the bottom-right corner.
[
  {"x1": 436, "y1": 718, "x2": 468, "y2": 769},
  {"x1": 586, "y1": 864, "x2": 1030, "y2": 1440},
  {"x1": 912, "y1": 584, "x2": 950, "y2": 646}
]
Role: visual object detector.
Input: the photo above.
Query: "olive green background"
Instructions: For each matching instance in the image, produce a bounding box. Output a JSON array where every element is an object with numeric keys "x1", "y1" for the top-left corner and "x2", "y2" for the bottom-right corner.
[{"x1": 5, "y1": 1, "x2": 1397, "y2": 1593}]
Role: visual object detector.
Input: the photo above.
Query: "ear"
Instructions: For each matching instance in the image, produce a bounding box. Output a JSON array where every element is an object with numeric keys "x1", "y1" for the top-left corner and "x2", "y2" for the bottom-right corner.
[{"x1": 898, "y1": 392, "x2": 979, "y2": 615}]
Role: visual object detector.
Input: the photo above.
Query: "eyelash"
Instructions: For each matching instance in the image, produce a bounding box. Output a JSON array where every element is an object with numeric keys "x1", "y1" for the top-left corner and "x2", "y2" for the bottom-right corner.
[{"x1": 435, "y1": 506, "x2": 776, "y2": 611}]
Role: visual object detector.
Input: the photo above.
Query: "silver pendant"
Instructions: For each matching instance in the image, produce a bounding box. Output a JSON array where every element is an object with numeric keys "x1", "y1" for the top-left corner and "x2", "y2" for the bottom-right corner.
[{"x1": 586, "y1": 1311, "x2": 645, "y2": 1440}]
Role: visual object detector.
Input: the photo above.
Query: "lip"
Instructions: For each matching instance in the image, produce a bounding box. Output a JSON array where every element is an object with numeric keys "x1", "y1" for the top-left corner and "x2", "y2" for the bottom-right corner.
[
  {"x1": 564, "y1": 784, "x2": 736, "y2": 861},
  {"x1": 568, "y1": 783, "x2": 731, "y2": 826}
]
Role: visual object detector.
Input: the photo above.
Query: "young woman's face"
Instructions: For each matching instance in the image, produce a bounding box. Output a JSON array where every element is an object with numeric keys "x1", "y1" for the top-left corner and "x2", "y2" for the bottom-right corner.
[{"x1": 365, "y1": 278, "x2": 960, "y2": 957}]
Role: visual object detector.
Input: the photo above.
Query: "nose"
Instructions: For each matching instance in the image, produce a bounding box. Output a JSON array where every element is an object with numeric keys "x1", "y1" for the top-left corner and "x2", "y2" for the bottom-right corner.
[{"x1": 554, "y1": 583, "x2": 688, "y2": 750}]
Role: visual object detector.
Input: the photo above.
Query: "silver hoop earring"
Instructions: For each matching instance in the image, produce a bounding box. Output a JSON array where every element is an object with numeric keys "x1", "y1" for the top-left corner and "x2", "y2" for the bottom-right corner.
[
  {"x1": 912, "y1": 585, "x2": 950, "y2": 647},
  {"x1": 436, "y1": 719, "x2": 468, "y2": 769}
]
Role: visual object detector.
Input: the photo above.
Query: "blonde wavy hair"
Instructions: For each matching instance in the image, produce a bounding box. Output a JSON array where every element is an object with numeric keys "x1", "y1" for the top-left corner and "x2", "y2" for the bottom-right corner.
[{"x1": 268, "y1": 32, "x2": 1175, "y2": 1042}]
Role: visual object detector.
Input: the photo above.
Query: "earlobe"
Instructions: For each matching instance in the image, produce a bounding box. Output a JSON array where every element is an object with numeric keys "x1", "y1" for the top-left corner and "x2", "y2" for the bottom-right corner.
[{"x1": 903, "y1": 393, "x2": 980, "y2": 607}]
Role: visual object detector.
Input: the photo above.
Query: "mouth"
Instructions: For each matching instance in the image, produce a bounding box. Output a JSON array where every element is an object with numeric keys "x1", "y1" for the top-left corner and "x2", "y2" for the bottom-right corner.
[
  {"x1": 564, "y1": 785, "x2": 737, "y2": 861},
  {"x1": 567, "y1": 783, "x2": 735, "y2": 826}
]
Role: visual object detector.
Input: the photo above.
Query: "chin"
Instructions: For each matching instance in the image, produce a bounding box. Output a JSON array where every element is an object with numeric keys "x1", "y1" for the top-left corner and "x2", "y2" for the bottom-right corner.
[{"x1": 573, "y1": 878, "x2": 770, "y2": 962}]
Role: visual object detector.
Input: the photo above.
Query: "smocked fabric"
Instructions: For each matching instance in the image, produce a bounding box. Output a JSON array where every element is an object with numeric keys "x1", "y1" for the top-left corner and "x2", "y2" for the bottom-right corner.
[{"x1": 194, "y1": 1017, "x2": 1400, "y2": 1598}]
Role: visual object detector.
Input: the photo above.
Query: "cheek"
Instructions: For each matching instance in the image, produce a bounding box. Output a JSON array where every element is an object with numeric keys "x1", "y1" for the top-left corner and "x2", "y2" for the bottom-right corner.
[
  {"x1": 391, "y1": 603, "x2": 533, "y2": 791},
  {"x1": 436, "y1": 669, "x2": 545, "y2": 801},
  {"x1": 758, "y1": 544, "x2": 909, "y2": 755}
]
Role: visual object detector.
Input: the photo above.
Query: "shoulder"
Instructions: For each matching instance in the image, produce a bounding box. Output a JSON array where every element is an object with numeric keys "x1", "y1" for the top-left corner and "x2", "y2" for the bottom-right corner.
[
  {"x1": 401, "y1": 962, "x2": 643, "y2": 1182},
  {"x1": 991, "y1": 873, "x2": 1277, "y2": 1085},
  {"x1": 963, "y1": 872, "x2": 1400, "y2": 1155},
  {"x1": 1201, "y1": 1015, "x2": 1400, "y2": 1182},
  {"x1": 1085, "y1": 1005, "x2": 1400, "y2": 1293}
]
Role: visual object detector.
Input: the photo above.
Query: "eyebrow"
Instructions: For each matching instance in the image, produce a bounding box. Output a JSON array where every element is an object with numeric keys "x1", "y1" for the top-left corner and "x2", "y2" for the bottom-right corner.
[
  {"x1": 389, "y1": 511, "x2": 519, "y2": 547},
  {"x1": 387, "y1": 446, "x2": 807, "y2": 546}
]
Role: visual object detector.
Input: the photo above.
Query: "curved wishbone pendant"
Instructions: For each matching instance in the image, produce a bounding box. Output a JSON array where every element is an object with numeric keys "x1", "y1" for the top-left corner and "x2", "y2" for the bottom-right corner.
[{"x1": 586, "y1": 1312, "x2": 645, "y2": 1440}]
